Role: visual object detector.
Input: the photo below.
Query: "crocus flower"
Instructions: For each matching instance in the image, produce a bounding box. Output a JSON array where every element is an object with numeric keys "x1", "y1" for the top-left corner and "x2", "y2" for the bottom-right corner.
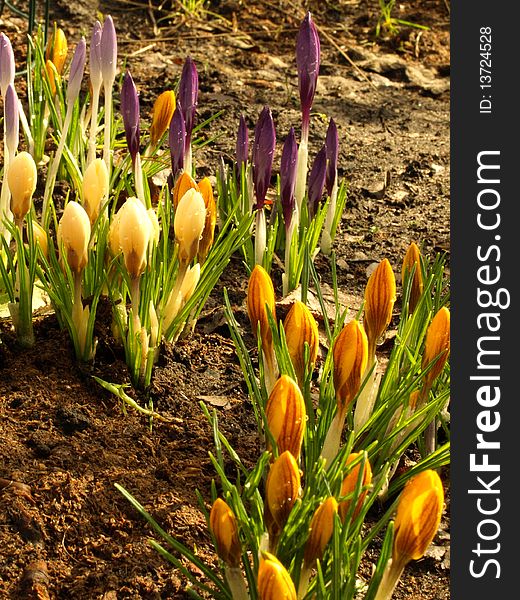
[
  {"x1": 265, "y1": 450, "x2": 301, "y2": 534},
  {"x1": 89, "y1": 20, "x2": 103, "y2": 90},
  {"x1": 197, "y1": 177, "x2": 217, "y2": 264},
  {"x1": 209, "y1": 498, "x2": 242, "y2": 568},
  {"x1": 402, "y1": 242, "x2": 424, "y2": 314},
  {"x1": 338, "y1": 451, "x2": 372, "y2": 522},
  {"x1": 174, "y1": 188, "x2": 206, "y2": 265},
  {"x1": 8, "y1": 151, "x2": 37, "y2": 223},
  {"x1": 121, "y1": 70, "x2": 140, "y2": 166},
  {"x1": 0, "y1": 32, "x2": 15, "y2": 98},
  {"x1": 280, "y1": 127, "x2": 298, "y2": 229},
  {"x1": 303, "y1": 497, "x2": 338, "y2": 568},
  {"x1": 5, "y1": 83, "x2": 19, "y2": 157},
  {"x1": 46, "y1": 26, "x2": 68, "y2": 75},
  {"x1": 252, "y1": 106, "x2": 276, "y2": 210},
  {"x1": 168, "y1": 104, "x2": 186, "y2": 181},
  {"x1": 333, "y1": 319, "x2": 369, "y2": 410},
  {"x1": 149, "y1": 90, "x2": 176, "y2": 148},
  {"x1": 172, "y1": 171, "x2": 199, "y2": 210},
  {"x1": 325, "y1": 118, "x2": 338, "y2": 197},
  {"x1": 421, "y1": 306, "x2": 450, "y2": 388},
  {"x1": 236, "y1": 114, "x2": 249, "y2": 174},
  {"x1": 118, "y1": 197, "x2": 151, "y2": 279},
  {"x1": 283, "y1": 300, "x2": 319, "y2": 387},
  {"x1": 82, "y1": 158, "x2": 109, "y2": 224},
  {"x1": 296, "y1": 12, "x2": 320, "y2": 141},
  {"x1": 67, "y1": 37, "x2": 86, "y2": 105},
  {"x1": 58, "y1": 201, "x2": 91, "y2": 274},
  {"x1": 178, "y1": 56, "x2": 198, "y2": 149},
  {"x1": 100, "y1": 15, "x2": 117, "y2": 85},
  {"x1": 258, "y1": 552, "x2": 297, "y2": 600},
  {"x1": 307, "y1": 145, "x2": 327, "y2": 219}
]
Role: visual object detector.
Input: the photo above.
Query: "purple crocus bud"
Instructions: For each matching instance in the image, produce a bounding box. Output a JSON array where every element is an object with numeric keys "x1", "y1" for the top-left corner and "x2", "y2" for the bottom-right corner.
[
  {"x1": 168, "y1": 103, "x2": 186, "y2": 180},
  {"x1": 121, "y1": 70, "x2": 140, "y2": 165},
  {"x1": 66, "y1": 37, "x2": 86, "y2": 104},
  {"x1": 296, "y1": 12, "x2": 320, "y2": 141},
  {"x1": 178, "y1": 56, "x2": 198, "y2": 149},
  {"x1": 252, "y1": 106, "x2": 276, "y2": 210},
  {"x1": 100, "y1": 15, "x2": 117, "y2": 84},
  {"x1": 236, "y1": 115, "x2": 249, "y2": 174},
  {"x1": 0, "y1": 33, "x2": 15, "y2": 98},
  {"x1": 325, "y1": 118, "x2": 338, "y2": 197},
  {"x1": 307, "y1": 145, "x2": 327, "y2": 220},
  {"x1": 280, "y1": 127, "x2": 298, "y2": 229},
  {"x1": 5, "y1": 83, "x2": 19, "y2": 155},
  {"x1": 90, "y1": 20, "x2": 103, "y2": 90}
]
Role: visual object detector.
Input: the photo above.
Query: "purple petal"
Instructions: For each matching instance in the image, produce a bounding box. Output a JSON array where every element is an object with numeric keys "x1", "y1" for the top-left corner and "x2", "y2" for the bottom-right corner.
[
  {"x1": 100, "y1": 15, "x2": 117, "y2": 83},
  {"x1": 178, "y1": 56, "x2": 198, "y2": 148},
  {"x1": 5, "y1": 83, "x2": 19, "y2": 153},
  {"x1": 168, "y1": 104, "x2": 186, "y2": 180},
  {"x1": 67, "y1": 37, "x2": 86, "y2": 104},
  {"x1": 90, "y1": 21, "x2": 103, "y2": 89},
  {"x1": 252, "y1": 106, "x2": 276, "y2": 210},
  {"x1": 296, "y1": 12, "x2": 320, "y2": 138},
  {"x1": 0, "y1": 33, "x2": 15, "y2": 97},
  {"x1": 121, "y1": 70, "x2": 140, "y2": 163},
  {"x1": 325, "y1": 118, "x2": 339, "y2": 196},
  {"x1": 280, "y1": 127, "x2": 298, "y2": 228},
  {"x1": 236, "y1": 115, "x2": 249, "y2": 173},
  {"x1": 307, "y1": 145, "x2": 327, "y2": 219}
]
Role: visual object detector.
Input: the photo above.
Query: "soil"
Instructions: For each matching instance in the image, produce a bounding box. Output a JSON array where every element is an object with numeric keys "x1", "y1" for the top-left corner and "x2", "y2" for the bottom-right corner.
[{"x1": 0, "y1": 1, "x2": 450, "y2": 599}]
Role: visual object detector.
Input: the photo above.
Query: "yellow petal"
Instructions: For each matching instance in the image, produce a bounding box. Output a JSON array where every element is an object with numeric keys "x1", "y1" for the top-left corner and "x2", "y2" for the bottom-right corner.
[
  {"x1": 363, "y1": 258, "x2": 396, "y2": 357},
  {"x1": 332, "y1": 319, "x2": 368, "y2": 409},
  {"x1": 338, "y1": 451, "x2": 372, "y2": 522},
  {"x1": 303, "y1": 497, "x2": 338, "y2": 567},
  {"x1": 265, "y1": 450, "x2": 300, "y2": 531},
  {"x1": 283, "y1": 300, "x2": 319, "y2": 386},
  {"x1": 58, "y1": 201, "x2": 91, "y2": 274},
  {"x1": 258, "y1": 552, "x2": 297, "y2": 600},
  {"x1": 402, "y1": 242, "x2": 424, "y2": 313},
  {"x1": 8, "y1": 151, "x2": 37, "y2": 222},
  {"x1": 197, "y1": 177, "x2": 217, "y2": 264},
  {"x1": 209, "y1": 498, "x2": 241, "y2": 568},
  {"x1": 421, "y1": 307, "x2": 450, "y2": 387},
  {"x1": 150, "y1": 90, "x2": 176, "y2": 147},
  {"x1": 174, "y1": 188, "x2": 207, "y2": 264},
  {"x1": 247, "y1": 264, "x2": 276, "y2": 353},
  {"x1": 172, "y1": 171, "x2": 199, "y2": 210}
]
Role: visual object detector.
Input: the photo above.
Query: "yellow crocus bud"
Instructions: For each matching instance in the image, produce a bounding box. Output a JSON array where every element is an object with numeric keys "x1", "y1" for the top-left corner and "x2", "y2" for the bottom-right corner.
[
  {"x1": 421, "y1": 306, "x2": 450, "y2": 388},
  {"x1": 82, "y1": 158, "x2": 108, "y2": 224},
  {"x1": 174, "y1": 188, "x2": 207, "y2": 265},
  {"x1": 197, "y1": 177, "x2": 217, "y2": 264},
  {"x1": 58, "y1": 201, "x2": 91, "y2": 274},
  {"x1": 303, "y1": 497, "x2": 338, "y2": 568},
  {"x1": 149, "y1": 90, "x2": 176, "y2": 147},
  {"x1": 402, "y1": 242, "x2": 424, "y2": 313},
  {"x1": 265, "y1": 375, "x2": 306, "y2": 460},
  {"x1": 46, "y1": 26, "x2": 68, "y2": 75},
  {"x1": 172, "y1": 171, "x2": 199, "y2": 210},
  {"x1": 393, "y1": 469, "x2": 444, "y2": 565},
  {"x1": 181, "y1": 263, "x2": 201, "y2": 304},
  {"x1": 108, "y1": 209, "x2": 121, "y2": 257},
  {"x1": 247, "y1": 264, "x2": 276, "y2": 350},
  {"x1": 118, "y1": 197, "x2": 151, "y2": 279},
  {"x1": 363, "y1": 258, "x2": 396, "y2": 358},
  {"x1": 7, "y1": 151, "x2": 37, "y2": 223},
  {"x1": 332, "y1": 319, "x2": 368, "y2": 410},
  {"x1": 45, "y1": 59, "x2": 59, "y2": 96},
  {"x1": 209, "y1": 498, "x2": 242, "y2": 568},
  {"x1": 283, "y1": 300, "x2": 319, "y2": 386},
  {"x1": 265, "y1": 450, "x2": 300, "y2": 532},
  {"x1": 32, "y1": 221, "x2": 49, "y2": 260},
  {"x1": 338, "y1": 451, "x2": 372, "y2": 522},
  {"x1": 258, "y1": 552, "x2": 297, "y2": 600}
]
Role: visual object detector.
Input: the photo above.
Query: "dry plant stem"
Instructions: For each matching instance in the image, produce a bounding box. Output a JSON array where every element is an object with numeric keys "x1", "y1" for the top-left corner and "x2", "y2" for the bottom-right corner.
[
  {"x1": 42, "y1": 104, "x2": 74, "y2": 225},
  {"x1": 87, "y1": 83, "x2": 101, "y2": 165},
  {"x1": 373, "y1": 557, "x2": 407, "y2": 600},
  {"x1": 224, "y1": 566, "x2": 249, "y2": 600},
  {"x1": 321, "y1": 405, "x2": 348, "y2": 466}
]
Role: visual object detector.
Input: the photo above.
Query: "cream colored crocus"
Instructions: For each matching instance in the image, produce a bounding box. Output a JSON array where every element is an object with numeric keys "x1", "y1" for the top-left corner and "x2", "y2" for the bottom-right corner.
[
  {"x1": 247, "y1": 264, "x2": 278, "y2": 393},
  {"x1": 147, "y1": 208, "x2": 160, "y2": 247},
  {"x1": 32, "y1": 221, "x2": 49, "y2": 260},
  {"x1": 258, "y1": 552, "x2": 297, "y2": 600},
  {"x1": 118, "y1": 197, "x2": 151, "y2": 279},
  {"x1": 283, "y1": 300, "x2": 319, "y2": 387},
  {"x1": 402, "y1": 242, "x2": 424, "y2": 314},
  {"x1": 149, "y1": 90, "x2": 176, "y2": 148},
  {"x1": 58, "y1": 201, "x2": 91, "y2": 274},
  {"x1": 174, "y1": 188, "x2": 206, "y2": 265},
  {"x1": 265, "y1": 375, "x2": 306, "y2": 460},
  {"x1": 321, "y1": 319, "x2": 368, "y2": 466},
  {"x1": 7, "y1": 151, "x2": 37, "y2": 224},
  {"x1": 421, "y1": 306, "x2": 450, "y2": 390},
  {"x1": 197, "y1": 176, "x2": 217, "y2": 264},
  {"x1": 82, "y1": 158, "x2": 108, "y2": 224},
  {"x1": 209, "y1": 498, "x2": 242, "y2": 568},
  {"x1": 373, "y1": 470, "x2": 444, "y2": 600},
  {"x1": 338, "y1": 451, "x2": 372, "y2": 523},
  {"x1": 265, "y1": 451, "x2": 300, "y2": 548},
  {"x1": 363, "y1": 258, "x2": 396, "y2": 360},
  {"x1": 108, "y1": 209, "x2": 122, "y2": 257}
]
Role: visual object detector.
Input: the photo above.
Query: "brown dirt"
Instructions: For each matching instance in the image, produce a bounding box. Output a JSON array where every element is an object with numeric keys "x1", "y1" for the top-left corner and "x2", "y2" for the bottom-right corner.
[{"x1": 1, "y1": 1, "x2": 450, "y2": 598}]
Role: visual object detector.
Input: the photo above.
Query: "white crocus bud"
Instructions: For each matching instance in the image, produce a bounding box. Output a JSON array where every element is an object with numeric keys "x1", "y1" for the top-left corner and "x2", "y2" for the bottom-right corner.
[
  {"x1": 82, "y1": 158, "x2": 108, "y2": 224},
  {"x1": 7, "y1": 151, "x2": 37, "y2": 223},
  {"x1": 58, "y1": 201, "x2": 91, "y2": 274},
  {"x1": 174, "y1": 188, "x2": 206, "y2": 264},
  {"x1": 180, "y1": 263, "x2": 201, "y2": 304},
  {"x1": 118, "y1": 196, "x2": 151, "y2": 279}
]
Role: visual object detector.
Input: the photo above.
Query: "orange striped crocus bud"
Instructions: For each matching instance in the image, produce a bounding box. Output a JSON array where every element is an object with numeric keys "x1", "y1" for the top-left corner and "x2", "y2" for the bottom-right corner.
[
  {"x1": 332, "y1": 319, "x2": 368, "y2": 411},
  {"x1": 247, "y1": 264, "x2": 276, "y2": 353},
  {"x1": 338, "y1": 451, "x2": 372, "y2": 522},
  {"x1": 197, "y1": 176, "x2": 217, "y2": 264},
  {"x1": 393, "y1": 469, "x2": 444, "y2": 566},
  {"x1": 283, "y1": 300, "x2": 319, "y2": 387},
  {"x1": 303, "y1": 497, "x2": 338, "y2": 568},
  {"x1": 150, "y1": 90, "x2": 176, "y2": 147},
  {"x1": 421, "y1": 306, "x2": 450, "y2": 389},
  {"x1": 265, "y1": 375, "x2": 306, "y2": 460},
  {"x1": 402, "y1": 242, "x2": 424, "y2": 314},
  {"x1": 172, "y1": 171, "x2": 199, "y2": 210},
  {"x1": 363, "y1": 258, "x2": 396, "y2": 359},
  {"x1": 46, "y1": 26, "x2": 68, "y2": 75},
  {"x1": 258, "y1": 552, "x2": 297, "y2": 600},
  {"x1": 265, "y1": 450, "x2": 300, "y2": 534},
  {"x1": 209, "y1": 498, "x2": 242, "y2": 568}
]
